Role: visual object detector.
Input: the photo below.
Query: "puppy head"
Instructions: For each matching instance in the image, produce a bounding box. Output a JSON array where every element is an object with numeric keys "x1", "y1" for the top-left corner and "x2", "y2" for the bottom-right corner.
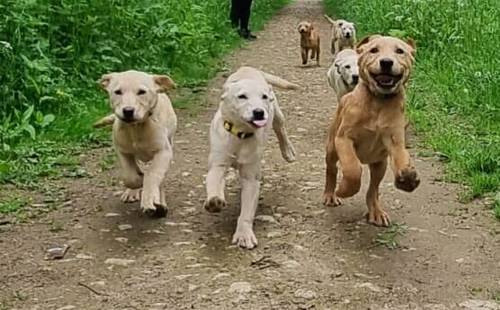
[
  {"x1": 297, "y1": 21, "x2": 313, "y2": 35},
  {"x1": 357, "y1": 35, "x2": 416, "y2": 96},
  {"x1": 220, "y1": 79, "x2": 274, "y2": 131},
  {"x1": 99, "y1": 70, "x2": 175, "y2": 124},
  {"x1": 336, "y1": 20, "x2": 356, "y2": 39},
  {"x1": 334, "y1": 49, "x2": 359, "y2": 89}
]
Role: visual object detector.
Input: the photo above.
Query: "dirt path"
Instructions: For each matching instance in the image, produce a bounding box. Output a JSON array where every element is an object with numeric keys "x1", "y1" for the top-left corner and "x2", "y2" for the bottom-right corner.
[{"x1": 1, "y1": 1, "x2": 499, "y2": 309}]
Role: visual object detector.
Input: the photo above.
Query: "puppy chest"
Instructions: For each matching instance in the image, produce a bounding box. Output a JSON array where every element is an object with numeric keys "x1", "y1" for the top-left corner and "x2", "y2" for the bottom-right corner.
[{"x1": 352, "y1": 129, "x2": 389, "y2": 163}]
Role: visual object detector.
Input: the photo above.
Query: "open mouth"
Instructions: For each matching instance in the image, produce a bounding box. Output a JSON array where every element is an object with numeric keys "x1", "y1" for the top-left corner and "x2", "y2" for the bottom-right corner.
[
  {"x1": 249, "y1": 119, "x2": 267, "y2": 128},
  {"x1": 370, "y1": 73, "x2": 402, "y2": 89}
]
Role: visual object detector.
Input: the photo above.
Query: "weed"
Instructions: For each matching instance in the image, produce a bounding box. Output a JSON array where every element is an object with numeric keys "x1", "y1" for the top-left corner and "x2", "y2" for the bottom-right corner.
[
  {"x1": 374, "y1": 223, "x2": 408, "y2": 250},
  {"x1": 0, "y1": 197, "x2": 29, "y2": 215},
  {"x1": 324, "y1": 0, "x2": 500, "y2": 207}
]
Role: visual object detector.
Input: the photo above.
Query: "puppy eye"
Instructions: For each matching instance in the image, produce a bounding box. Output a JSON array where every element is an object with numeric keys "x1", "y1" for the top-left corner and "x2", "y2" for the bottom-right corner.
[
  {"x1": 345, "y1": 65, "x2": 351, "y2": 69},
  {"x1": 137, "y1": 89, "x2": 146, "y2": 95},
  {"x1": 396, "y1": 48, "x2": 405, "y2": 54},
  {"x1": 114, "y1": 89, "x2": 123, "y2": 95},
  {"x1": 238, "y1": 94, "x2": 248, "y2": 99},
  {"x1": 262, "y1": 94, "x2": 268, "y2": 100},
  {"x1": 369, "y1": 47, "x2": 379, "y2": 54},
  {"x1": 339, "y1": 23, "x2": 344, "y2": 26}
]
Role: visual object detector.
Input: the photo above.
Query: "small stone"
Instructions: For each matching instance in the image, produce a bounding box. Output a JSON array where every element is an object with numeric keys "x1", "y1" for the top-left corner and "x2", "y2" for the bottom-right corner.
[
  {"x1": 57, "y1": 306, "x2": 76, "y2": 310},
  {"x1": 254, "y1": 215, "x2": 278, "y2": 224},
  {"x1": 267, "y1": 231, "x2": 283, "y2": 238},
  {"x1": 355, "y1": 282, "x2": 383, "y2": 293},
  {"x1": 456, "y1": 258, "x2": 465, "y2": 264},
  {"x1": 459, "y1": 299, "x2": 499, "y2": 310},
  {"x1": 76, "y1": 253, "x2": 94, "y2": 260},
  {"x1": 104, "y1": 258, "x2": 135, "y2": 266},
  {"x1": 294, "y1": 288, "x2": 316, "y2": 300},
  {"x1": 45, "y1": 244, "x2": 70, "y2": 260},
  {"x1": 228, "y1": 282, "x2": 252, "y2": 294},
  {"x1": 283, "y1": 260, "x2": 301, "y2": 269},
  {"x1": 186, "y1": 263, "x2": 206, "y2": 268},
  {"x1": 115, "y1": 237, "x2": 128, "y2": 244},
  {"x1": 118, "y1": 224, "x2": 132, "y2": 231},
  {"x1": 90, "y1": 281, "x2": 106, "y2": 287},
  {"x1": 174, "y1": 274, "x2": 194, "y2": 280},
  {"x1": 165, "y1": 221, "x2": 178, "y2": 226},
  {"x1": 294, "y1": 244, "x2": 306, "y2": 251},
  {"x1": 312, "y1": 210, "x2": 326, "y2": 216},
  {"x1": 105, "y1": 213, "x2": 120, "y2": 217},
  {"x1": 188, "y1": 284, "x2": 199, "y2": 292},
  {"x1": 100, "y1": 229, "x2": 110, "y2": 233},
  {"x1": 174, "y1": 241, "x2": 193, "y2": 246},
  {"x1": 297, "y1": 128, "x2": 307, "y2": 133},
  {"x1": 182, "y1": 172, "x2": 191, "y2": 177},
  {"x1": 213, "y1": 272, "x2": 231, "y2": 280}
]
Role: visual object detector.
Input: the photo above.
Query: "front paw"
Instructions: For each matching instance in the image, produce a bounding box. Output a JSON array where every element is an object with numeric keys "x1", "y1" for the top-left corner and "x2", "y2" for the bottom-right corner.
[
  {"x1": 395, "y1": 167, "x2": 420, "y2": 192},
  {"x1": 203, "y1": 196, "x2": 226, "y2": 213},
  {"x1": 323, "y1": 191, "x2": 342, "y2": 206},
  {"x1": 232, "y1": 224, "x2": 258, "y2": 249},
  {"x1": 121, "y1": 188, "x2": 141, "y2": 203},
  {"x1": 282, "y1": 144, "x2": 296, "y2": 163},
  {"x1": 367, "y1": 208, "x2": 391, "y2": 227},
  {"x1": 141, "y1": 192, "x2": 167, "y2": 218}
]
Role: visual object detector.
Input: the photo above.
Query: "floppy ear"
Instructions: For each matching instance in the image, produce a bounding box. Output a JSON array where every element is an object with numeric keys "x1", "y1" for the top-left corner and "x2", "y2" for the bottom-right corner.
[
  {"x1": 406, "y1": 38, "x2": 417, "y2": 57},
  {"x1": 356, "y1": 34, "x2": 381, "y2": 54},
  {"x1": 99, "y1": 73, "x2": 114, "y2": 90},
  {"x1": 153, "y1": 75, "x2": 176, "y2": 92}
]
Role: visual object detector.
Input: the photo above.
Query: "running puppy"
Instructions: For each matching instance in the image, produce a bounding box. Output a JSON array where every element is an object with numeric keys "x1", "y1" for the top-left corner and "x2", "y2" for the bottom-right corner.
[
  {"x1": 297, "y1": 21, "x2": 320, "y2": 66},
  {"x1": 323, "y1": 35, "x2": 419, "y2": 226},
  {"x1": 204, "y1": 66, "x2": 297, "y2": 249},
  {"x1": 96, "y1": 70, "x2": 177, "y2": 217},
  {"x1": 327, "y1": 48, "x2": 359, "y2": 101},
  {"x1": 324, "y1": 15, "x2": 356, "y2": 55}
]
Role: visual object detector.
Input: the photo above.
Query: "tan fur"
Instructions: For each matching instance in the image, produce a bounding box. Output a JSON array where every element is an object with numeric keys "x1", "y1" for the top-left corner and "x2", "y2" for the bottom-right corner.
[
  {"x1": 324, "y1": 16, "x2": 356, "y2": 56},
  {"x1": 98, "y1": 70, "x2": 177, "y2": 217},
  {"x1": 297, "y1": 21, "x2": 320, "y2": 66},
  {"x1": 323, "y1": 35, "x2": 419, "y2": 227}
]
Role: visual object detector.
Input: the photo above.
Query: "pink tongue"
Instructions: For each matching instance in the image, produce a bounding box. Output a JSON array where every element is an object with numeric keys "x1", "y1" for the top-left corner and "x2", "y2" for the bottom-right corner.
[{"x1": 252, "y1": 119, "x2": 267, "y2": 128}]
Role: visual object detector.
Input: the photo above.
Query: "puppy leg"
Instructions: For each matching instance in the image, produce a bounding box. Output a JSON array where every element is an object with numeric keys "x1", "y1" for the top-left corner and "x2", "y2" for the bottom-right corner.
[
  {"x1": 385, "y1": 129, "x2": 420, "y2": 192},
  {"x1": 323, "y1": 135, "x2": 341, "y2": 206},
  {"x1": 141, "y1": 149, "x2": 172, "y2": 217},
  {"x1": 204, "y1": 161, "x2": 227, "y2": 213},
  {"x1": 316, "y1": 40, "x2": 320, "y2": 65},
  {"x1": 301, "y1": 48, "x2": 308, "y2": 65},
  {"x1": 272, "y1": 102, "x2": 296, "y2": 163},
  {"x1": 366, "y1": 159, "x2": 390, "y2": 227},
  {"x1": 334, "y1": 136, "x2": 362, "y2": 198},
  {"x1": 232, "y1": 162, "x2": 260, "y2": 249},
  {"x1": 331, "y1": 39, "x2": 335, "y2": 55},
  {"x1": 117, "y1": 152, "x2": 143, "y2": 203}
]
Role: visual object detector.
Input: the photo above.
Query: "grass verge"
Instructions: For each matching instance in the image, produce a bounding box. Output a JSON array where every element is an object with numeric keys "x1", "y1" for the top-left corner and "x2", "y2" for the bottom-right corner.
[{"x1": 324, "y1": 0, "x2": 499, "y2": 212}]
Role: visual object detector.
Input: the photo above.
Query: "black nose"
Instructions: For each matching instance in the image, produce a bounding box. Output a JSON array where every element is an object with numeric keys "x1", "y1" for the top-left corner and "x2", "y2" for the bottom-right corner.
[
  {"x1": 345, "y1": 33, "x2": 351, "y2": 38},
  {"x1": 252, "y1": 109, "x2": 265, "y2": 120},
  {"x1": 352, "y1": 75, "x2": 359, "y2": 84},
  {"x1": 380, "y1": 58, "x2": 394, "y2": 71},
  {"x1": 122, "y1": 107, "x2": 135, "y2": 119}
]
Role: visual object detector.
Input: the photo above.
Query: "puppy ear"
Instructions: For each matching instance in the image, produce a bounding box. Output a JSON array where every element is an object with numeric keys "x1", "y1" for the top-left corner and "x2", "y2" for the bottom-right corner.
[
  {"x1": 99, "y1": 73, "x2": 114, "y2": 90},
  {"x1": 356, "y1": 34, "x2": 381, "y2": 53},
  {"x1": 406, "y1": 38, "x2": 417, "y2": 57},
  {"x1": 153, "y1": 75, "x2": 176, "y2": 92}
]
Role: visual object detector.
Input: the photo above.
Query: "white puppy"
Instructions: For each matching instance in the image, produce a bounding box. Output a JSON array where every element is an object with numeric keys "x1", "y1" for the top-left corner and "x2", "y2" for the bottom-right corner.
[
  {"x1": 204, "y1": 66, "x2": 297, "y2": 249},
  {"x1": 97, "y1": 70, "x2": 177, "y2": 217},
  {"x1": 324, "y1": 16, "x2": 356, "y2": 55},
  {"x1": 327, "y1": 49, "x2": 359, "y2": 101}
]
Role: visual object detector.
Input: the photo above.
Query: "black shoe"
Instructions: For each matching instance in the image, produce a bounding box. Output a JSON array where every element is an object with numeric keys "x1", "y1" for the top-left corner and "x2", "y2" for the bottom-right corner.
[{"x1": 239, "y1": 29, "x2": 257, "y2": 40}]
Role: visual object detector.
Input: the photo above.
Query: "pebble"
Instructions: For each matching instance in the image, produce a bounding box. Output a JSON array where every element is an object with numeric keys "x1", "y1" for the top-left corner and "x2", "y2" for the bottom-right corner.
[
  {"x1": 355, "y1": 282, "x2": 383, "y2": 293},
  {"x1": 294, "y1": 288, "x2": 317, "y2": 300},
  {"x1": 115, "y1": 237, "x2": 128, "y2": 244},
  {"x1": 267, "y1": 231, "x2": 283, "y2": 238},
  {"x1": 283, "y1": 260, "x2": 301, "y2": 269},
  {"x1": 188, "y1": 284, "x2": 199, "y2": 292},
  {"x1": 228, "y1": 282, "x2": 252, "y2": 294},
  {"x1": 456, "y1": 258, "x2": 465, "y2": 264},
  {"x1": 118, "y1": 224, "x2": 133, "y2": 231},
  {"x1": 105, "y1": 213, "x2": 120, "y2": 217},
  {"x1": 213, "y1": 272, "x2": 231, "y2": 280},
  {"x1": 104, "y1": 258, "x2": 135, "y2": 266},
  {"x1": 90, "y1": 281, "x2": 106, "y2": 287},
  {"x1": 174, "y1": 241, "x2": 193, "y2": 246},
  {"x1": 76, "y1": 253, "x2": 94, "y2": 260},
  {"x1": 459, "y1": 300, "x2": 500, "y2": 310},
  {"x1": 255, "y1": 215, "x2": 278, "y2": 224},
  {"x1": 45, "y1": 244, "x2": 70, "y2": 260},
  {"x1": 174, "y1": 274, "x2": 194, "y2": 280},
  {"x1": 56, "y1": 306, "x2": 76, "y2": 310}
]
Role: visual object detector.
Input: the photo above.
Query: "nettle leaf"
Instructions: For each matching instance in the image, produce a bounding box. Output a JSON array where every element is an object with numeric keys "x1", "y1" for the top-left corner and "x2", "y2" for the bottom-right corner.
[{"x1": 24, "y1": 124, "x2": 36, "y2": 140}]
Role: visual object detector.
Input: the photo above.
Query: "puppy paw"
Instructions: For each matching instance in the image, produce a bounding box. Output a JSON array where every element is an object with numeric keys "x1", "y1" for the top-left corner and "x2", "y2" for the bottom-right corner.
[
  {"x1": 204, "y1": 196, "x2": 226, "y2": 213},
  {"x1": 282, "y1": 144, "x2": 297, "y2": 163},
  {"x1": 232, "y1": 225, "x2": 258, "y2": 249},
  {"x1": 323, "y1": 192, "x2": 342, "y2": 206},
  {"x1": 121, "y1": 188, "x2": 141, "y2": 203},
  {"x1": 367, "y1": 208, "x2": 391, "y2": 227},
  {"x1": 395, "y1": 167, "x2": 420, "y2": 192},
  {"x1": 141, "y1": 192, "x2": 167, "y2": 218}
]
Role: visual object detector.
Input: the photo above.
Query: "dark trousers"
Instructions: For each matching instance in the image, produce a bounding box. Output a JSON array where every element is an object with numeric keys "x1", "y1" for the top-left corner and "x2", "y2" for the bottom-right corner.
[{"x1": 230, "y1": 0, "x2": 253, "y2": 31}]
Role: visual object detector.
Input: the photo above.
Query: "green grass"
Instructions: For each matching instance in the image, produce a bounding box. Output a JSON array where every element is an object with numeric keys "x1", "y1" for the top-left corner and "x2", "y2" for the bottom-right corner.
[
  {"x1": 0, "y1": 0, "x2": 289, "y2": 190},
  {"x1": 324, "y1": 0, "x2": 500, "y2": 205},
  {"x1": 374, "y1": 223, "x2": 408, "y2": 250}
]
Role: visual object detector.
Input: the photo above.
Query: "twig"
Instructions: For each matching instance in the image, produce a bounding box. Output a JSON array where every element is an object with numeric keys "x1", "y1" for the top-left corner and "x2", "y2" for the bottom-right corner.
[{"x1": 78, "y1": 282, "x2": 108, "y2": 296}]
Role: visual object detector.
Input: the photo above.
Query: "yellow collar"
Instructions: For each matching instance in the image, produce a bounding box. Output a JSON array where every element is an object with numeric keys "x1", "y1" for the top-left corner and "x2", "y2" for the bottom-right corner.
[{"x1": 223, "y1": 121, "x2": 254, "y2": 139}]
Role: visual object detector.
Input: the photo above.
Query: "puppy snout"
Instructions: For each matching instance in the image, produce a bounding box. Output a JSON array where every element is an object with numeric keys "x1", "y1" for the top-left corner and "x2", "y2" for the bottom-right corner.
[
  {"x1": 252, "y1": 108, "x2": 265, "y2": 120},
  {"x1": 122, "y1": 106, "x2": 135, "y2": 120},
  {"x1": 345, "y1": 32, "x2": 351, "y2": 38},
  {"x1": 380, "y1": 58, "x2": 394, "y2": 71},
  {"x1": 352, "y1": 74, "x2": 359, "y2": 84}
]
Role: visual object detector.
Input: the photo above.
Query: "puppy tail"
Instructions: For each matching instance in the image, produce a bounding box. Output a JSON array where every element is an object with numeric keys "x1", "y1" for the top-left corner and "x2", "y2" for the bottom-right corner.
[
  {"x1": 324, "y1": 14, "x2": 336, "y2": 25},
  {"x1": 93, "y1": 114, "x2": 115, "y2": 128},
  {"x1": 261, "y1": 72, "x2": 299, "y2": 90}
]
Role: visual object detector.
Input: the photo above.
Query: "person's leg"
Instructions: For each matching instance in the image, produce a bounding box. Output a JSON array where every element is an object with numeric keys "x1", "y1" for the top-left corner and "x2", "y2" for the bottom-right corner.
[
  {"x1": 229, "y1": 0, "x2": 239, "y2": 28},
  {"x1": 239, "y1": 0, "x2": 257, "y2": 39}
]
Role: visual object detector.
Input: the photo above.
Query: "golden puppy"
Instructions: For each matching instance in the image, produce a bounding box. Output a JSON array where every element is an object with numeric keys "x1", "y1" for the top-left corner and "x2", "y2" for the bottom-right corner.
[
  {"x1": 297, "y1": 21, "x2": 320, "y2": 66},
  {"x1": 323, "y1": 35, "x2": 419, "y2": 226}
]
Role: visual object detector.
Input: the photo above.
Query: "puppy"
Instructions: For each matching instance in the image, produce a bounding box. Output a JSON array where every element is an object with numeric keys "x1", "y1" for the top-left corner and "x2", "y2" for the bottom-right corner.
[
  {"x1": 327, "y1": 48, "x2": 359, "y2": 101},
  {"x1": 297, "y1": 21, "x2": 320, "y2": 66},
  {"x1": 97, "y1": 70, "x2": 177, "y2": 217},
  {"x1": 324, "y1": 15, "x2": 356, "y2": 55},
  {"x1": 323, "y1": 35, "x2": 419, "y2": 227},
  {"x1": 204, "y1": 66, "x2": 297, "y2": 249}
]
